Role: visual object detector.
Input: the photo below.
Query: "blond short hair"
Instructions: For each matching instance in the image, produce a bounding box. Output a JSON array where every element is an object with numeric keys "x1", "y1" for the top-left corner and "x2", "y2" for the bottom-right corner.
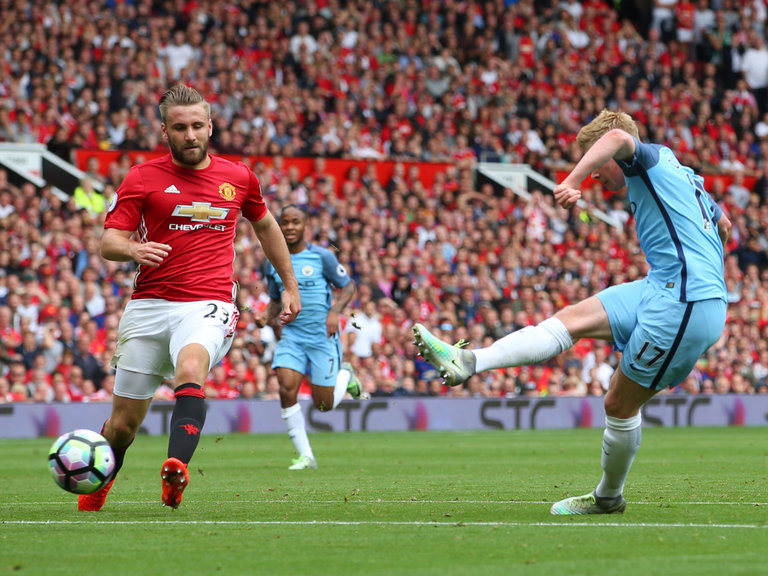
[
  {"x1": 576, "y1": 109, "x2": 639, "y2": 152},
  {"x1": 158, "y1": 84, "x2": 210, "y2": 124}
]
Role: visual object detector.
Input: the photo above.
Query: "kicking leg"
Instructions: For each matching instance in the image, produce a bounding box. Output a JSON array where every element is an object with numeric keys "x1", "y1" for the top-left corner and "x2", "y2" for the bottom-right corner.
[
  {"x1": 474, "y1": 297, "x2": 613, "y2": 372},
  {"x1": 415, "y1": 296, "x2": 611, "y2": 386},
  {"x1": 79, "y1": 373, "x2": 153, "y2": 511}
]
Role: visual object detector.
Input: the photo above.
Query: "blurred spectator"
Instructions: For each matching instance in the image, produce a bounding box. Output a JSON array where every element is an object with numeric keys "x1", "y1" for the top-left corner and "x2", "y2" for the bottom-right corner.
[
  {"x1": 47, "y1": 125, "x2": 75, "y2": 161},
  {"x1": 0, "y1": 376, "x2": 17, "y2": 402},
  {"x1": 652, "y1": 0, "x2": 678, "y2": 42},
  {"x1": 750, "y1": 161, "x2": 768, "y2": 205},
  {"x1": 163, "y1": 30, "x2": 198, "y2": 81},
  {"x1": 0, "y1": 190, "x2": 13, "y2": 219},
  {"x1": 16, "y1": 329, "x2": 41, "y2": 370},
  {"x1": 700, "y1": 378, "x2": 715, "y2": 394},
  {"x1": 6, "y1": 360, "x2": 28, "y2": 399},
  {"x1": 261, "y1": 373, "x2": 281, "y2": 401},
  {"x1": 714, "y1": 375, "x2": 733, "y2": 394},
  {"x1": 740, "y1": 29, "x2": 768, "y2": 114},
  {"x1": 345, "y1": 291, "x2": 383, "y2": 361},
  {"x1": 726, "y1": 171, "x2": 751, "y2": 211},
  {"x1": 51, "y1": 371, "x2": 73, "y2": 403},
  {"x1": 582, "y1": 345, "x2": 615, "y2": 392},
  {"x1": 72, "y1": 333, "x2": 104, "y2": 389},
  {"x1": 72, "y1": 177, "x2": 105, "y2": 217}
]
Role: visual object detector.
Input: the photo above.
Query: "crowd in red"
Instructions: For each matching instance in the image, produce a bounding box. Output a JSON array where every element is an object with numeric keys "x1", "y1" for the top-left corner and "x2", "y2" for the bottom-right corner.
[{"x1": 2, "y1": 0, "x2": 768, "y2": 404}]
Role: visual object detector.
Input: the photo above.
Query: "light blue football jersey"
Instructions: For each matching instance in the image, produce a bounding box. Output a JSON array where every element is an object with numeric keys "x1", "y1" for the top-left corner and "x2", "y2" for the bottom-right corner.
[
  {"x1": 618, "y1": 139, "x2": 726, "y2": 302},
  {"x1": 264, "y1": 243, "x2": 351, "y2": 336}
]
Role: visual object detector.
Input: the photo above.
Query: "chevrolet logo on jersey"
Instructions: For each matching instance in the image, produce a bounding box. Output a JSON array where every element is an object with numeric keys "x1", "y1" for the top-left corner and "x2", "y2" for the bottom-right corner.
[{"x1": 172, "y1": 202, "x2": 229, "y2": 222}]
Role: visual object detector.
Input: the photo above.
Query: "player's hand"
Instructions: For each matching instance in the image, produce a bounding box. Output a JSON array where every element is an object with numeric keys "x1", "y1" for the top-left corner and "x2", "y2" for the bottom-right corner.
[
  {"x1": 552, "y1": 184, "x2": 582, "y2": 209},
  {"x1": 279, "y1": 288, "x2": 301, "y2": 325},
  {"x1": 253, "y1": 315, "x2": 267, "y2": 328},
  {"x1": 131, "y1": 241, "x2": 172, "y2": 267}
]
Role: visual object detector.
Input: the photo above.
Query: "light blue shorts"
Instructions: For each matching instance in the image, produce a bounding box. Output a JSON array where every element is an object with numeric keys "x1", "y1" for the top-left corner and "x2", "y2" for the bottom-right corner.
[
  {"x1": 597, "y1": 279, "x2": 726, "y2": 391},
  {"x1": 271, "y1": 330, "x2": 342, "y2": 387}
]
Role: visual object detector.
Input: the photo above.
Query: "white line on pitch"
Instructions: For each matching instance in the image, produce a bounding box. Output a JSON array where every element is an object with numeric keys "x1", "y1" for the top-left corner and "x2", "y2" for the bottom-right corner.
[
  {"x1": 1, "y1": 520, "x2": 765, "y2": 529},
  {"x1": 8, "y1": 499, "x2": 768, "y2": 506}
]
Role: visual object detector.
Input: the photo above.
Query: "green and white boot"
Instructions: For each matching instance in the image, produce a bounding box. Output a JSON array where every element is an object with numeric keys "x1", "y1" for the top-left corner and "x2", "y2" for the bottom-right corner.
[
  {"x1": 288, "y1": 455, "x2": 318, "y2": 470},
  {"x1": 343, "y1": 362, "x2": 369, "y2": 400},
  {"x1": 412, "y1": 323, "x2": 476, "y2": 386},
  {"x1": 550, "y1": 491, "x2": 626, "y2": 515}
]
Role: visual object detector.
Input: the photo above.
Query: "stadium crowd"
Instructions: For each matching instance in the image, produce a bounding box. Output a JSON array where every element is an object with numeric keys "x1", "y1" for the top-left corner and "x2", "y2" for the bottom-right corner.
[{"x1": 2, "y1": 0, "x2": 768, "y2": 404}]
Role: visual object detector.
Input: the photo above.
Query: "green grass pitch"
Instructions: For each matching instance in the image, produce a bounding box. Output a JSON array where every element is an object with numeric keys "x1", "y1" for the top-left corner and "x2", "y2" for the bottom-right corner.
[{"x1": 1, "y1": 427, "x2": 766, "y2": 575}]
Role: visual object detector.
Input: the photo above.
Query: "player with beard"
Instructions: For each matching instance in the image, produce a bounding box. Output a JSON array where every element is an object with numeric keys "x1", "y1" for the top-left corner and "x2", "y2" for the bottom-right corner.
[
  {"x1": 78, "y1": 85, "x2": 301, "y2": 511},
  {"x1": 255, "y1": 204, "x2": 366, "y2": 470}
]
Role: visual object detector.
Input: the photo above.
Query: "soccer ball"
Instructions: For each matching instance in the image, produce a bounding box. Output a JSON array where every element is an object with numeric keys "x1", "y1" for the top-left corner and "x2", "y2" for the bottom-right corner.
[{"x1": 48, "y1": 429, "x2": 115, "y2": 494}]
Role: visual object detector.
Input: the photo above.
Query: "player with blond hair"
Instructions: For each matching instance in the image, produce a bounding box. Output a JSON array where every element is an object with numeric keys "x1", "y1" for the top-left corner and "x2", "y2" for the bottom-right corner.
[{"x1": 414, "y1": 109, "x2": 731, "y2": 514}]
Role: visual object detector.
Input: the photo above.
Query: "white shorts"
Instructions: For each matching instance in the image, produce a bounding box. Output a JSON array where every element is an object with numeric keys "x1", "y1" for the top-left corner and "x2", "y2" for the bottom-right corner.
[{"x1": 112, "y1": 299, "x2": 239, "y2": 399}]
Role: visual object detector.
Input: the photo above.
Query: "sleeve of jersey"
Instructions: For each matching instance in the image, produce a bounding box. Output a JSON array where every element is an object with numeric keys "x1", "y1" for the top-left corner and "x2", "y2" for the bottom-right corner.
[
  {"x1": 631, "y1": 139, "x2": 662, "y2": 171},
  {"x1": 104, "y1": 167, "x2": 145, "y2": 231},
  {"x1": 320, "y1": 247, "x2": 351, "y2": 289},
  {"x1": 241, "y1": 168, "x2": 268, "y2": 222}
]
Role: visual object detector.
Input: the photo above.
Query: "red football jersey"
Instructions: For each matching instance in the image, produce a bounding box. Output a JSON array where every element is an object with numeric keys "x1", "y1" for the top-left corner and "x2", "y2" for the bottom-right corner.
[{"x1": 105, "y1": 154, "x2": 268, "y2": 302}]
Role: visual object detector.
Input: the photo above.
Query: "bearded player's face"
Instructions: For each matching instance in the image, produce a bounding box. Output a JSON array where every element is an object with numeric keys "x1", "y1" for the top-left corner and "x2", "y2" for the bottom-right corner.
[{"x1": 162, "y1": 104, "x2": 212, "y2": 169}]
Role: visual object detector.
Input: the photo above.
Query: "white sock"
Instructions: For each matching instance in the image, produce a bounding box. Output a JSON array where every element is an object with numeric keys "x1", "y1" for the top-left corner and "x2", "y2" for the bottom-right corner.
[
  {"x1": 281, "y1": 403, "x2": 313, "y2": 459},
  {"x1": 473, "y1": 317, "x2": 574, "y2": 372},
  {"x1": 333, "y1": 366, "x2": 351, "y2": 409},
  {"x1": 596, "y1": 413, "x2": 642, "y2": 499}
]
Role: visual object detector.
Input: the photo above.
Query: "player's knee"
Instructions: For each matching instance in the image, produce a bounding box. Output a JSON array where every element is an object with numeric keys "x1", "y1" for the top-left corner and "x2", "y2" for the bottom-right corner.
[
  {"x1": 603, "y1": 393, "x2": 637, "y2": 420},
  {"x1": 174, "y1": 365, "x2": 207, "y2": 385},
  {"x1": 279, "y1": 384, "x2": 296, "y2": 402},
  {"x1": 107, "y1": 416, "x2": 140, "y2": 445},
  {"x1": 175, "y1": 347, "x2": 210, "y2": 383}
]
